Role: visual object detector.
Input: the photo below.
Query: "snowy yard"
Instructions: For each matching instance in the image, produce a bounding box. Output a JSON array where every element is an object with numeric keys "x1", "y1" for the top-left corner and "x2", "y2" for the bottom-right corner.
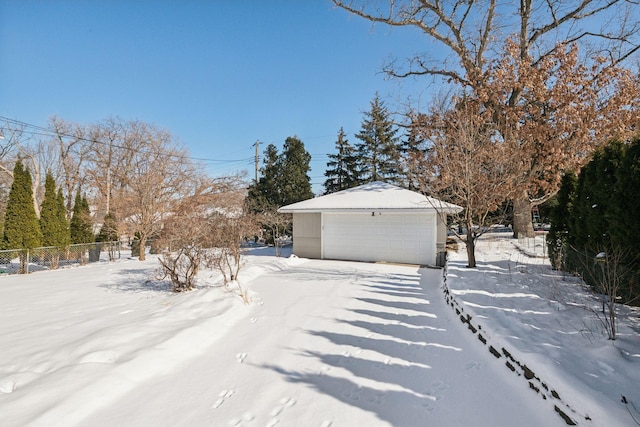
[{"x1": 1, "y1": 236, "x2": 639, "y2": 426}]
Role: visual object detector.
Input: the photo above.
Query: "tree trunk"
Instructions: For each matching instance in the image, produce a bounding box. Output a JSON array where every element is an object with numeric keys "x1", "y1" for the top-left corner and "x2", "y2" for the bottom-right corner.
[
  {"x1": 465, "y1": 226, "x2": 476, "y2": 268},
  {"x1": 513, "y1": 195, "x2": 535, "y2": 238},
  {"x1": 139, "y1": 235, "x2": 146, "y2": 261}
]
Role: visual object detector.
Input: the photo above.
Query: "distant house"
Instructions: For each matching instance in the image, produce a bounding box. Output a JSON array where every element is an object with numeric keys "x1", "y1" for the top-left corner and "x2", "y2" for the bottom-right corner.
[{"x1": 278, "y1": 181, "x2": 462, "y2": 266}]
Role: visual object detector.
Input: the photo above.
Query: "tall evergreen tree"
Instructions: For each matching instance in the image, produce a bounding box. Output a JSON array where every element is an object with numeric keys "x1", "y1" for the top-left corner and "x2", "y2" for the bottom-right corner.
[
  {"x1": 70, "y1": 190, "x2": 94, "y2": 244},
  {"x1": 246, "y1": 144, "x2": 281, "y2": 213},
  {"x1": 279, "y1": 136, "x2": 313, "y2": 206},
  {"x1": 39, "y1": 172, "x2": 70, "y2": 248},
  {"x1": 324, "y1": 127, "x2": 359, "y2": 194},
  {"x1": 3, "y1": 160, "x2": 42, "y2": 251},
  {"x1": 547, "y1": 171, "x2": 577, "y2": 270},
  {"x1": 354, "y1": 94, "x2": 401, "y2": 185},
  {"x1": 3, "y1": 160, "x2": 42, "y2": 273},
  {"x1": 613, "y1": 136, "x2": 640, "y2": 259},
  {"x1": 96, "y1": 211, "x2": 119, "y2": 242},
  {"x1": 570, "y1": 141, "x2": 626, "y2": 251},
  {"x1": 246, "y1": 137, "x2": 313, "y2": 212},
  {"x1": 400, "y1": 117, "x2": 429, "y2": 191}
]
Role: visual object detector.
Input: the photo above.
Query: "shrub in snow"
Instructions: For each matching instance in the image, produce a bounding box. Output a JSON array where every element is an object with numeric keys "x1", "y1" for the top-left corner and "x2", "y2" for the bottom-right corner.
[{"x1": 158, "y1": 246, "x2": 201, "y2": 292}]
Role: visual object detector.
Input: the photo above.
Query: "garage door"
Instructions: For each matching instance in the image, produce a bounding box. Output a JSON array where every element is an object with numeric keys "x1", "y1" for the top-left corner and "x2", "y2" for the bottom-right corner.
[{"x1": 322, "y1": 213, "x2": 436, "y2": 265}]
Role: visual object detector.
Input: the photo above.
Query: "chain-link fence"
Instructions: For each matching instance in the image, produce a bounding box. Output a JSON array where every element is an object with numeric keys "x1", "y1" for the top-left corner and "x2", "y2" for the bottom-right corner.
[
  {"x1": 0, "y1": 241, "x2": 123, "y2": 275},
  {"x1": 516, "y1": 233, "x2": 548, "y2": 258}
]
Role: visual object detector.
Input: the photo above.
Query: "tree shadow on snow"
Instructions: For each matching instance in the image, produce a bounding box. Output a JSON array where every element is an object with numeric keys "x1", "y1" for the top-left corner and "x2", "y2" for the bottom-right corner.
[
  {"x1": 99, "y1": 268, "x2": 172, "y2": 293},
  {"x1": 260, "y1": 267, "x2": 463, "y2": 425}
]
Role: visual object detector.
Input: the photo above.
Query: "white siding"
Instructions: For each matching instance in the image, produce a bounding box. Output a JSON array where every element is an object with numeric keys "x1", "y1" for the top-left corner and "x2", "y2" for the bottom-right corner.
[
  {"x1": 292, "y1": 213, "x2": 322, "y2": 259},
  {"x1": 322, "y1": 212, "x2": 436, "y2": 265}
]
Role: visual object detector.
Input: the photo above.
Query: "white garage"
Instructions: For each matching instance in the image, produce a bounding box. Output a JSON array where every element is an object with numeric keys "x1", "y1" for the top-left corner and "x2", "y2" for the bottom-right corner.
[{"x1": 278, "y1": 181, "x2": 462, "y2": 267}]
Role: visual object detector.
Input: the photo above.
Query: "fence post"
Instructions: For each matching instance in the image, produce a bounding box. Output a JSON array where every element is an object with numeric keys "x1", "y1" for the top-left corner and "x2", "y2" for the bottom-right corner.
[{"x1": 26, "y1": 249, "x2": 30, "y2": 274}]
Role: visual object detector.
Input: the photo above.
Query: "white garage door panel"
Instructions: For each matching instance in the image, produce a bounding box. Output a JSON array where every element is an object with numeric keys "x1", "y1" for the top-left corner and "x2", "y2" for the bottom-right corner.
[{"x1": 322, "y1": 213, "x2": 435, "y2": 265}]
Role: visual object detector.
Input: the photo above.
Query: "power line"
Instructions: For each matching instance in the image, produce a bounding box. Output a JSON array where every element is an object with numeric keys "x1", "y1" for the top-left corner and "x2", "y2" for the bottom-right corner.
[{"x1": 0, "y1": 115, "x2": 254, "y2": 166}]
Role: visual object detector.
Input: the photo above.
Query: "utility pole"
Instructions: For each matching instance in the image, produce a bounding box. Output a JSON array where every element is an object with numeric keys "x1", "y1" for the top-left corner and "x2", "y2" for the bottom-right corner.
[{"x1": 253, "y1": 140, "x2": 261, "y2": 183}]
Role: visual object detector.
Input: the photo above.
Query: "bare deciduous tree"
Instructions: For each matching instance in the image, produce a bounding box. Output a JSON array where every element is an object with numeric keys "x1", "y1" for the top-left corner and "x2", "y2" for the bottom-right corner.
[
  {"x1": 574, "y1": 243, "x2": 638, "y2": 340},
  {"x1": 157, "y1": 205, "x2": 212, "y2": 292},
  {"x1": 46, "y1": 116, "x2": 94, "y2": 218},
  {"x1": 157, "y1": 176, "x2": 256, "y2": 295},
  {"x1": 114, "y1": 122, "x2": 198, "y2": 261},
  {"x1": 259, "y1": 211, "x2": 291, "y2": 257},
  {"x1": 334, "y1": 0, "x2": 640, "y2": 237},
  {"x1": 411, "y1": 99, "x2": 514, "y2": 267},
  {"x1": 208, "y1": 212, "x2": 260, "y2": 302}
]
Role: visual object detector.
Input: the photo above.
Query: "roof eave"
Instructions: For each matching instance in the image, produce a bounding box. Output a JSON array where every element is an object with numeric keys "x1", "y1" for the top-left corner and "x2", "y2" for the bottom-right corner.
[{"x1": 278, "y1": 207, "x2": 460, "y2": 214}]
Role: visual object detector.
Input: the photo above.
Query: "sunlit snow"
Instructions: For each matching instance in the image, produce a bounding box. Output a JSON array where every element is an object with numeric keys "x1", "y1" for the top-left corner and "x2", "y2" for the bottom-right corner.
[{"x1": 1, "y1": 235, "x2": 638, "y2": 426}]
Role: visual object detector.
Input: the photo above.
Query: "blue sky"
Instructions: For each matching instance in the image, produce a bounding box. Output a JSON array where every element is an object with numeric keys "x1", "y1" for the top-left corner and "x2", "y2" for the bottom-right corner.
[{"x1": 1, "y1": 1, "x2": 435, "y2": 193}]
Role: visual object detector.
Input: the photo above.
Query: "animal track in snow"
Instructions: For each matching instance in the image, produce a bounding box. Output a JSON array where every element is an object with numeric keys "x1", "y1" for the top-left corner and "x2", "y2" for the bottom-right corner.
[
  {"x1": 318, "y1": 366, "x2": 331, "y2": 375},
  {"x1": 319, "y1": 421, "x2": 333, "y2": 427},
  {"x1": 431, "y1": 380, "x2": 450, "y2": 392},
  {"x1": 366, "y1": 391, "x2": 386, "y2": 405},
  {"x1": 343, "y1": 386, "x2": 362, "y2": 401},
  {"x1": 212, "y1": 389, "x2": 235, "y2": 409},
  {"x1": 265, "y1": 418, "x2": 279, "y2": 427},
  {"x1": 227, "y1": 411, "x2": 255, "y2": 426},
  {"x1": 270, "y1": 396, "x2": 296, "y2": 416},
  {"x1": 464, "y1": 361, "x2": 483, "y2": 370},
  {"x1": 236, "y1": 353, "x2": 247, "y2": 363},
  {"x1": 421, "y1": 379, "x2": 450, "y2": 409}
]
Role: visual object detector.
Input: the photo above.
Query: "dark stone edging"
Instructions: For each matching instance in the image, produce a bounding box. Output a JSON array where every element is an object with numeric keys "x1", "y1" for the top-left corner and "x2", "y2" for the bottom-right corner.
[{"x1": 441, "y1": 257, "x2": 591, "y2": 426}]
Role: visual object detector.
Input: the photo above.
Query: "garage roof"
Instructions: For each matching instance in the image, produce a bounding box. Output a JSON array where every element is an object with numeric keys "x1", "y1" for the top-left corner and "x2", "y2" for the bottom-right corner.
[{"x1": 279, "y1": 181, "x2": 462, "y2": 213}]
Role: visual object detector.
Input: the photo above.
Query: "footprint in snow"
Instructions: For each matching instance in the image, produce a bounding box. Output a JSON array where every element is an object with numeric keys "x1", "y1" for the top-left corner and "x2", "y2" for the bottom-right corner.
[
  {"x1": 320, "y1": 421, "x2": 333, "y2": 427},
  {"x1": 266, "y1": 418, "x2": 279, "y2": 427},
  {"x1": 343, "y1": 386, "x2": 362, "y2": 401},
  {"x1": 422, "y1": 400, "x2": 436, "y2": 413},
  {"x1": 270, "y1": 397, "x2": 296, "y2": 416},
  {"x1": 432, "y1": 380, "x2": 449, "y2": 392},
  {"x1": 281, "y1": 397, "x2": 296, "y2": 407},
  {"x1": 366, "y1": 391, "x2": 386, "y2": 405},
  {"x1": 464, "y1": 361, "x2": 483, "y2": 370},
  {"x1": 212, "y1": 389, "x2": 235, "y2": 409},
  {"x1": 423, "y1": 380, "x2": 450, "y2": 402},
  {"x1": 236, "y1": 353, "x2": 247, "y2": 363}
]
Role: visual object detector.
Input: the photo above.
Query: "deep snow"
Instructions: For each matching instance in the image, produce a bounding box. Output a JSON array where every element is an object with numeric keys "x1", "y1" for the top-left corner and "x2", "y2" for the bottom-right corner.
[{"x1": 0, "y1": 235, "x2": 638, "y2": 426}]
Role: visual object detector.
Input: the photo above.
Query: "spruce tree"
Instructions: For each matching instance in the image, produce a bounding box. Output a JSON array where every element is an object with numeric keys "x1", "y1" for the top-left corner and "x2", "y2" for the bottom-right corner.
[
  {"x1": 246, "y1": 144, "x2": 281, "y2": 213},
  {"x1": 96, "y1": 212, "x2": 119, "y2": 242},
  {"x1": 3, "y1": 160, "x2": 42, "y2": 251},
  {"x1": 354, "y1": 94, "x2": 401, "y2": 185},
  {"x1": 400, "y1": 119, "x2": 428, "y2": 191},
  {"x1": 279, "y1": 136, "x2": 313, "y2": 206},
  {"x1": 324, "y1": 127, "x2": 359, "y2": 194},
  {"x1": 70, "y1": 191, "x2": 94, "y2": 244},
  {"x1": 40, "y1": 173, "x2": 70, "y2": 249}
]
